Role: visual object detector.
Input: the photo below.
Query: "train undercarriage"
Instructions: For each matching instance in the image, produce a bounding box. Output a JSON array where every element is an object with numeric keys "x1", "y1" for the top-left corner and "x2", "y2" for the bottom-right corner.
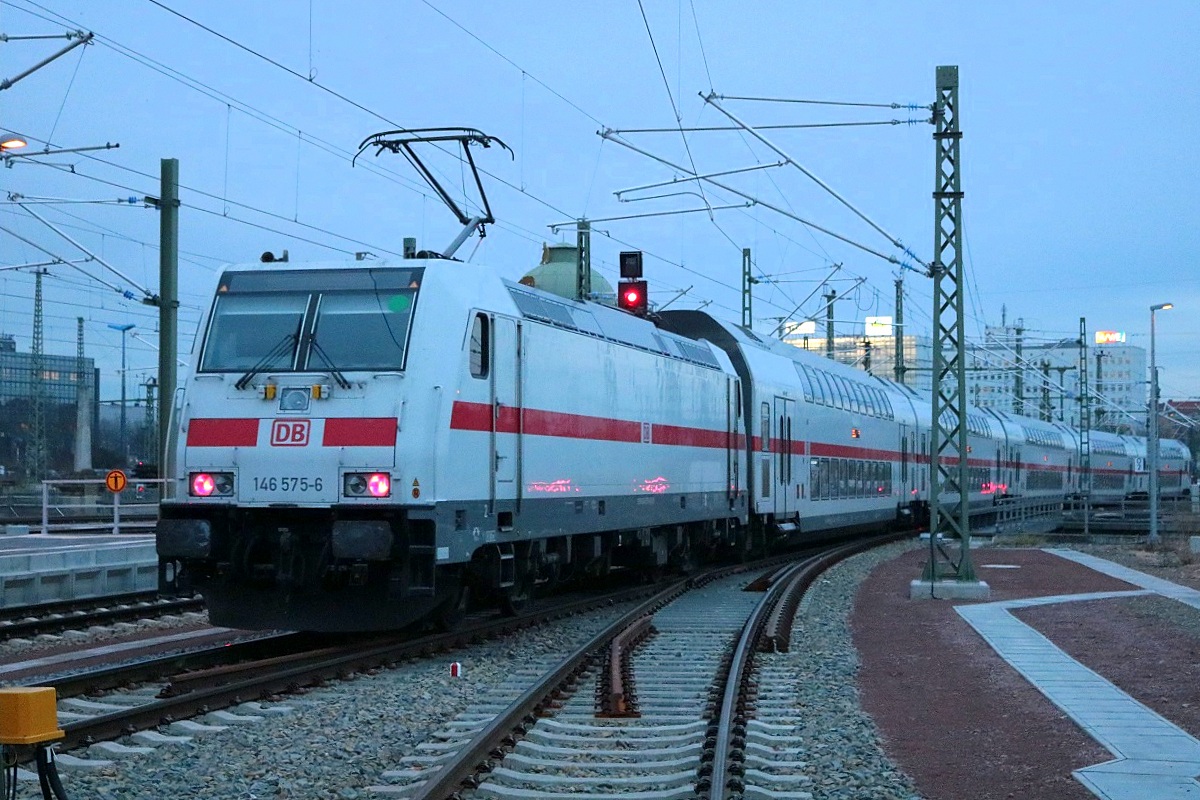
[{"x1": 158, "y1": 504, "x2": 750, "y2": 632}]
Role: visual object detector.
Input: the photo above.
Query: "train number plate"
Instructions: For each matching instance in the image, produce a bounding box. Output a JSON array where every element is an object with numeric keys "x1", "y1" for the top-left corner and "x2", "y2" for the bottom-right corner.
[{"x1": 253, "y1": 476, "x2": 324, "y2": 492}]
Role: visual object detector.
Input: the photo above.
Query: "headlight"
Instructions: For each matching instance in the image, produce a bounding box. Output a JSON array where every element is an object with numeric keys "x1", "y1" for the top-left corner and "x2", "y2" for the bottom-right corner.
[
  {"x1": 190, "y1": 471, "x2": 235, "y2": 497},
  {"x1": 344, "y1": 472, "x2": 391, "y2": 498}
]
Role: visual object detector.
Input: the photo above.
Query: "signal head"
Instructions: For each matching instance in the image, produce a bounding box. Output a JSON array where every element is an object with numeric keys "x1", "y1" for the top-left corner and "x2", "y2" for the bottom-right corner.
[{"x1": 617, "y1": 280, "x2": 648, "y2": 316}]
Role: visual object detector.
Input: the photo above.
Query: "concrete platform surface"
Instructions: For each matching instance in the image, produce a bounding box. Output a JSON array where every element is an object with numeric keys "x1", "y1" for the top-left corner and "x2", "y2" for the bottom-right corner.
[
  {"x1": 957, "y1": 550, "x2": 1200, "y2": 800},
  {"x1": 0, "y1": 532, "x2": 157, "y2": 609}
]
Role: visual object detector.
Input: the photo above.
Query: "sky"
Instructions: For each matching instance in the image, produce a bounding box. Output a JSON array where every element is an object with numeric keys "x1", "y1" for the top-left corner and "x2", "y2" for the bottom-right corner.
[{"x1": 0, "y1": 0, "x2": 1197, "y2": 410}]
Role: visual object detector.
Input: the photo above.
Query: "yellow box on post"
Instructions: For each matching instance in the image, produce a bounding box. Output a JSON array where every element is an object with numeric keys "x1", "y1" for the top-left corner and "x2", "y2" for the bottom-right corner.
[{"x1": 0, "y1": 687, "x2": 64, "y2": 745}]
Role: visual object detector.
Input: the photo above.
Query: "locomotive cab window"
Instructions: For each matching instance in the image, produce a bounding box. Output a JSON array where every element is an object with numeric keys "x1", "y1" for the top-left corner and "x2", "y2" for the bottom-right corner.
[
  {"x1": 469, "y1": 313, "x2": 490, "y2": 378},
  {"x1": 310, "y1": 291, "x2": 413, "y2": 370},
  {"x1": 200, "y1": 293, "x2": 307, "y2": 372},
  {"x1": 199, "y1": 268, "x2": 422, "y2": 374}
]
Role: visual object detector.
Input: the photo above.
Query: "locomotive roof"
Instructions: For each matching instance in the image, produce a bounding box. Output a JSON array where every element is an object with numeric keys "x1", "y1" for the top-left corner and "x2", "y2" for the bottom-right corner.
[{"x1": 504, "y1": 280, "x2": 729, "y2": 371}]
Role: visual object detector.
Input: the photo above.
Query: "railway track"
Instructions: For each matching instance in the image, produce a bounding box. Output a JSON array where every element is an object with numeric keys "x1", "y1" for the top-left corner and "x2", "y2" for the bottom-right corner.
[
  {"x1": 2, "y1": 535, "x2": 896, "y2": 794},
  {"x1": 377, "y1": 534, "x2": 898, "y2": 800},
  {"x1": 5, "y1": 579, "x2": 675, "y2": 757},
  {"x1": 0, "y1": 591, "x2": 206, "y2": 641}
]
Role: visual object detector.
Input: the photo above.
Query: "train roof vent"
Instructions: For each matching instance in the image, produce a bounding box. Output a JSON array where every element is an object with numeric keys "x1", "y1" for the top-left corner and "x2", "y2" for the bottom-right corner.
[{"x1": 671, "y1": 338, "x2": 720, "y2": 368}]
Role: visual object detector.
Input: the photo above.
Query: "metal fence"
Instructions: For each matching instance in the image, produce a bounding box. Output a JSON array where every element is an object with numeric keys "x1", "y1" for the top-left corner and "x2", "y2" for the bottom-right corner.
[{"x1": 30, "y1": 478, "x2": 162, "y2": 535}]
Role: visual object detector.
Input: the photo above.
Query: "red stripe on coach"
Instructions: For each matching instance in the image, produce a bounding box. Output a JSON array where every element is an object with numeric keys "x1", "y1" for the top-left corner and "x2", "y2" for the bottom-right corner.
[
  {"x1": 322, "y1": 418, "x2": 397, "y2": 446},
  {"x1": 523, "y1": 408, "x2": 642, "y2": 442},
  {"x1": 653, "y1": 423, "x2": 731, "y2": 449},
  {"x1": 186, "y1": 418, "x2": 259, "y2": 447}
]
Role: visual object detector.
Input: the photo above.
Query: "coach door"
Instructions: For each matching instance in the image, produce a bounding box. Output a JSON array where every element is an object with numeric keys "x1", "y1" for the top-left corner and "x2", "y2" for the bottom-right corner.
[
  {"x1": 490, "y1": 315, "x2": 522, "y2": 514},
  {"x1": 773, "y1": 396, "x2": 795, "y2": 518},
  {"x1": 727, "y1": 377, "x2": 741, "y2": 503}
]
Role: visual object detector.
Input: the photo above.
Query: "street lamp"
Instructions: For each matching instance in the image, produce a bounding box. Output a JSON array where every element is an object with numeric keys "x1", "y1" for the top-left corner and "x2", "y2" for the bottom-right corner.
[
  {"x1": 108, "y1": 323, "x2": 136, "y2": 466},
  {"x1": 1148, "y1": 302, "x2": 1173, "y2": 545}
]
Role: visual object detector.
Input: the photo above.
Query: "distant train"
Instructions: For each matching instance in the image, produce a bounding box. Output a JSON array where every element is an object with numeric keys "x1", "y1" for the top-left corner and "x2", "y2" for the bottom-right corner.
[{"x1": 156, "y1": 254, "x2": 1192, "y2": 632}]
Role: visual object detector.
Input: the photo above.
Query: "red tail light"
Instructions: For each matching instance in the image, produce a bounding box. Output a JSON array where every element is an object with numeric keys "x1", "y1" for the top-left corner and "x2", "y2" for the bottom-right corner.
[
  {"x1": 192, "y1": 473, "x2": 216, "y2": 497},
  {"x1": 367, "y1": 473, "x2": 390, "y2": 497}
]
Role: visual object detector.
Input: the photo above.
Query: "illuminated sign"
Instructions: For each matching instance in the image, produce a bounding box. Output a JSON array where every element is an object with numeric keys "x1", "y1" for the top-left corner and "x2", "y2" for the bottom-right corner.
[
  {"x1": 865, "y1": 316, "x2": 893, "y2": 336},
  {"x1": 1095, "y1": 330, "x2": 1126, "y2": 344}
]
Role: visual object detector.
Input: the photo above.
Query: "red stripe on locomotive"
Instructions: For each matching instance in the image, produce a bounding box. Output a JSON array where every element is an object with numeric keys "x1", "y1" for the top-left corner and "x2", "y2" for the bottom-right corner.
[
  {"x1": 322, "y1": 417, "x2": 397, "y2": 446},
  {"x1": 187, "y1": 418, "x2": 259, "y2": 447}
]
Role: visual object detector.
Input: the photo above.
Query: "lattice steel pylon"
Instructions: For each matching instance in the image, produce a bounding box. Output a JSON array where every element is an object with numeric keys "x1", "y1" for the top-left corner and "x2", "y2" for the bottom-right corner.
[
  {"x1": 923, "y1": 65, "x2": 975, "y2": 583},
  {"x1": 741, "y1": 248, "x2": 753, "y2": 328},
  {"x1": 1078, "y1": 317, "x2": 1091, "y2": 537},
  {"x1": 143, "y1": 377, "x2": 157, "y2": 466},
  {"x1": 29, "y1": 270, "x2": 47, "y2": 482},
  {"x1": 575, "y1": 219, "x2": 590, "y2": 302}
]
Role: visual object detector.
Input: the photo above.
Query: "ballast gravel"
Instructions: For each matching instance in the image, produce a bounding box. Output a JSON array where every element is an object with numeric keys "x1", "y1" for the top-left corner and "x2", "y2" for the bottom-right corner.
[{"x1": 47, "y1": 545, "x2": 925, "y2": 800}]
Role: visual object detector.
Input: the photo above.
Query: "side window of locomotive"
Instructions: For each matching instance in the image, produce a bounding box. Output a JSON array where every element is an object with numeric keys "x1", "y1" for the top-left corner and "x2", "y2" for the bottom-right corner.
[
  {"x1": 760, "y1": 403, "x2": 770, "y2": 452},
  {"x1": 309, "y1": 290, "x2": 413, "y2": 371},
  {"x1": 200, "y1": 293, "x2": 307, "y2": 372},
  {"x1": 470, "y1": 314, "x2": 490, "y2": 379}
]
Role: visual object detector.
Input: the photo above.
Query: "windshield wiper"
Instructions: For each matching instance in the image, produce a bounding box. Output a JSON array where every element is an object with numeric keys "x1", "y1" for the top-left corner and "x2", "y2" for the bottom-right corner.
[
  {"x1": 234, "y1": 332, "x2": 298, "y2": 390},
  {"x1": 307, "y1": 336, "x2": 352, "y2": 390}
]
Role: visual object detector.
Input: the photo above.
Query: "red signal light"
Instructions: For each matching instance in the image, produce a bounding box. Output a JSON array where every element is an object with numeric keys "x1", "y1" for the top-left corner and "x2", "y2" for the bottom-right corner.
[{"x1": 617, "y1": 280, "x2": 648, "y2": 315}]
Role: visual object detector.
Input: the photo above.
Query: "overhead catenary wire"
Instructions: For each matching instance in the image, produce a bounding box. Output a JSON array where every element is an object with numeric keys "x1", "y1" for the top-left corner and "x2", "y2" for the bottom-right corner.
[
  {"x1": 713, "y1": 94, "x2": 930, "y2": 110},
  {"x1": 636, "y1": 0, "x2": 716, "y2": 222},
  {"x1": 701, "y1": 93, "x2": 927, "y2": 269},
  {"x1": 17, "y1": 0, "x2": 824, "y2": 310},
  {"x1": 12, "y1": 0, "x2": 927, "y2": 338},
  {"x1": 611, "y1": 120, "x2": 928, "y2": 133},
  {"x1": 600, "y1": 129, "x2": 924, "y2": 273}
]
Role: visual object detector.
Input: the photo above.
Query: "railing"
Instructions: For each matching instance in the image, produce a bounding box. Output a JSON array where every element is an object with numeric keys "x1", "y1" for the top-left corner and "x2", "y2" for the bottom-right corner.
[{"x1": 36, "y1": 478, "x2": 163, "y2": 535}]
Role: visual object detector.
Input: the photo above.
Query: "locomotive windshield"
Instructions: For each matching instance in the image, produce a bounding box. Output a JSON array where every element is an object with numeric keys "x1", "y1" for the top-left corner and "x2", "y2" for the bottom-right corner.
[{"x1": 199, "y1": 267, "x2": 422, "y2": 373}]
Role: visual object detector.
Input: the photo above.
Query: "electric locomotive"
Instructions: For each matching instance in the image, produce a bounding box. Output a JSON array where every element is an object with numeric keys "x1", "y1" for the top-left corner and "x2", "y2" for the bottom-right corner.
[{"x1": 157, "y1": 256, "x2": 750, "y2": 631}]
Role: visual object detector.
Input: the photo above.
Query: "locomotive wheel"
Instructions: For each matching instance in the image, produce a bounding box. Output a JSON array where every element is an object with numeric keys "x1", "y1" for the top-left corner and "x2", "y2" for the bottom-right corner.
[
  {"x1": 433, "y1": 578, "x2": 473, "y2": 631},
  {"x1": 499, "y1": 547, "x2": 536, "y2": 616},
  {"x1": 499, "y1": 570, "x2": 533, "y2": 615}
]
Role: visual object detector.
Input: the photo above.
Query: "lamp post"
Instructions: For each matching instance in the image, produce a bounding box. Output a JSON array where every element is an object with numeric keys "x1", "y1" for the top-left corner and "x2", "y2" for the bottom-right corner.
[
  {"x1": 108, "y1": 323, "x2": 136, "y2": 466},
  {"x1": 1148, "y1": 302, "x2": 1173, "y2": 546}
]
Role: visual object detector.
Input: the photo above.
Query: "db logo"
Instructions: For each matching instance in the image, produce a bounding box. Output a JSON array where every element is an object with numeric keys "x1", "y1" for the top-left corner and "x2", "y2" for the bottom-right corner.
[{"x1": 271, "y1": 419, "x2": 311, "y2": 446}]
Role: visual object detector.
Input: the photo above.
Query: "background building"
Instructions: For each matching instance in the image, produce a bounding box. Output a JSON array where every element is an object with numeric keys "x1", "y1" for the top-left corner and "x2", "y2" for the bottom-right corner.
[
  {"x1": 0, "y1": 333, "x2": 99, "y2": 479},
  {"x1": 965, "y1": 324, "x2": 1147, "y2": 432},
  {"x1": 781, "y1": 318, "x2": 934, "y2": 392}
]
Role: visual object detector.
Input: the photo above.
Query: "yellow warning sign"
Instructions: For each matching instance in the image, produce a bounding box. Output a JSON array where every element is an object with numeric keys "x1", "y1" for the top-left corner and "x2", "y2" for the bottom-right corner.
[{"x1": 105, "y1": 469, "x2": 128, "y2": 494}]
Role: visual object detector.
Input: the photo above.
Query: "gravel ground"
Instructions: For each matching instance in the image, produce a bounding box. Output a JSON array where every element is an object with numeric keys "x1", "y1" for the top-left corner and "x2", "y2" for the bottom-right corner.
[
  {"x1": 51, "y1": 605, "x2": 637, "y2": 799},
  {"x1": 36, "y1": 546, "x2": 926, "y2": 800},
  {"x1": 759, "y1": 540, "x2": 924, "y2": 800}
]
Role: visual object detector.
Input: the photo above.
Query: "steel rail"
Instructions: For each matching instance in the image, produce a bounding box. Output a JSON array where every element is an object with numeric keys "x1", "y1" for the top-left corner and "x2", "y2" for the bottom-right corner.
[
  {"x1": 707, "y1": 533, "x2": 904, "y2": 799},
  {"x1": 49, "y1": 583, "x2": 669, "y2": 751}
]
